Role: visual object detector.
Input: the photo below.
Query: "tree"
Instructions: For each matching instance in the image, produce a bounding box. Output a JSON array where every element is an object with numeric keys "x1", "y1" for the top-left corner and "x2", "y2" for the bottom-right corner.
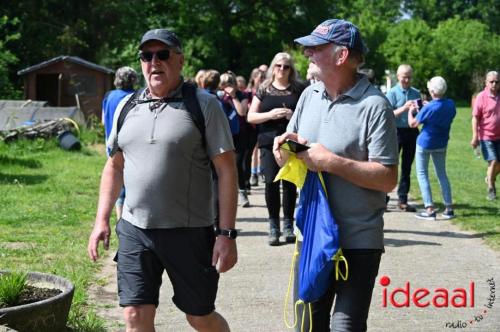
[
  {"x1": 402, "y1": 0, "x2": 500, "y2": 33},
  {"x1": 430, "y1": 17, "x2": 500, "y2": 98},
  {"x1": 0, "y1": 16, "x2": 21, "y2": 98},
  {"x1": 380, "y1": 19, "x2": 436, "y2": 93}
]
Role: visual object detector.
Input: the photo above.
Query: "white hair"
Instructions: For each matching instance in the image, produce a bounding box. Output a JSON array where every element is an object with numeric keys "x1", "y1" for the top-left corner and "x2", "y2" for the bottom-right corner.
[
  {"x1": 486, "y1": 71, "x2": 498, "y2": 80},
  {"x1": 427, "y1": 76, "x2": 447, "y2": 97}
]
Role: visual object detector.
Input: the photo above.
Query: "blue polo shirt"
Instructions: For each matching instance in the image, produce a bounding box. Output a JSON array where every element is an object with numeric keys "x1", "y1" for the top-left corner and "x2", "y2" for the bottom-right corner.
[
  {"x1": 386, "y1": 84, "x2": 420, "y2": 128},
  {"x1": 416, "y1": 98, "x2": 456, "y2": 149}
]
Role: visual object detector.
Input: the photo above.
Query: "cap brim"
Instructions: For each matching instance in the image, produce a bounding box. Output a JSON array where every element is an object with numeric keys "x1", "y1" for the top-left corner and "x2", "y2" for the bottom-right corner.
[
  {"x1": 139, "y1": 38, "x2": 177, "y2": 49},
  {"x1": 294, "y1": 35, "x2": 330, "y2": 46}
]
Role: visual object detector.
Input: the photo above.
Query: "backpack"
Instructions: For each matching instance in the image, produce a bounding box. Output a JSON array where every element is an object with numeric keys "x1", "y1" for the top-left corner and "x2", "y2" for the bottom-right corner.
[
  {"x1": 218, "y1": 93, "x2": 240, "y2": 135},
  {"x1": 274, "y1": 155, "x2": 348, "y2": 331},
  {"x1": 117, "y1": 81, "x2": 206, "y2": 147}
]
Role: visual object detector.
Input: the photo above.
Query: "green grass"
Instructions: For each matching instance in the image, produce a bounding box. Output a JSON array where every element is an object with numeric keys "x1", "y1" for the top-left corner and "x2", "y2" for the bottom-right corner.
[
  {"x1": 0, "y1": 128, "x2": 111, "y2": 330},
  {"x1": 409, "y1": 106, "x2": 500, "y2": 248},
  {"x1": 0, "y1": 271, "x2": 27, "y2": 306}
]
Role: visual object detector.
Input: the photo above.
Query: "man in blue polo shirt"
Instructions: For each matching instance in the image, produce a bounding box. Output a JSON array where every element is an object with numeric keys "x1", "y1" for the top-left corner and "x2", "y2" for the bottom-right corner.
[{"x1": 386, "y1": 64, "x2": 420, "y2": 211}]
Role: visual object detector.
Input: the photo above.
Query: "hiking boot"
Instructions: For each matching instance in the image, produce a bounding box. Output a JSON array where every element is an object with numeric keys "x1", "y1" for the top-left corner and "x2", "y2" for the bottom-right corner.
[
  {"x1": 487, "y1": 188, "x2": 497, "y2": 201},
  {"x1": 283, "y1": 228, "x2": 296, "y2": 243},
  {"x1": 268, "y1": 229, "x2": 280, "y2": 246},
  {"x1": 415, "y1": 210, "x2": 436, "y2": 221},
  {"x1": 238, "y1": 190, "x2": 250, "y2": 207},
  {"x1": 441, "y1": 209, "x2": 456, "y2": 219},
  {"x1": 250, "y1": 174, "x2": 258, "y2": 186},
  {"x1": 283, "y1": 219, "x2": 296, "y2": 243},
  {"x1": 398, "y1": 202, "x2": 417, "y2": 212}
]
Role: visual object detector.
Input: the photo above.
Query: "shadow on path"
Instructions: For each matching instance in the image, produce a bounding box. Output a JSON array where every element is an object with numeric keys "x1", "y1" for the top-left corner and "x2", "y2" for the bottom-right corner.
[
  {"x1": 385, "y1": 228, "x2": 498, "y2": 239},
  {"x1": 384, "y1": 237, "x2": 441, "y2": 247}
]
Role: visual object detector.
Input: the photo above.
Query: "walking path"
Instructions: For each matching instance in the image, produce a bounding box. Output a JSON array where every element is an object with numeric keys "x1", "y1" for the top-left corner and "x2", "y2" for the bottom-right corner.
[{"x1": 90, "y1": 182, "x2": 500, "y2": 331}]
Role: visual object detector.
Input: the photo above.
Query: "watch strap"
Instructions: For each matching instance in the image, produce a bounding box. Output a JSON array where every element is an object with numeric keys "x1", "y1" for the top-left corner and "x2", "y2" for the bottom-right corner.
[{"x1": 217, "y1": 228, "x2": 238, "y2": 239}]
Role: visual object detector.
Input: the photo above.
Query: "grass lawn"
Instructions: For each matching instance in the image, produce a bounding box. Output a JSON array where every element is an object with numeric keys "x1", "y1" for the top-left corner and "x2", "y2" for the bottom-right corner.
[
  {"x1": 0, "y1": 130, "x2": 109, "y2": 331},
  {"x1": 409, "y1": 105, "x2": 500, "y2": 249}
]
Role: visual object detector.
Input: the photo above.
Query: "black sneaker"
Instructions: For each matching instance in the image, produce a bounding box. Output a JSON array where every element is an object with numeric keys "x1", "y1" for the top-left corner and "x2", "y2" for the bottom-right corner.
[
  {"x1": 415, "y1": 210, "x2": 436, "y2": 221},
  {"x1": 268, "y1": 229, "x2": 280, "y2": 246},
  {"x1": 398, "y1": 203, "x2": 417, "y2": 212},
  {"x1": 441, "y1": 210, "x2": 455, "y2": 219},
  {"x1": 283, "y1": 228, "x2": 296, "y2": 243}
]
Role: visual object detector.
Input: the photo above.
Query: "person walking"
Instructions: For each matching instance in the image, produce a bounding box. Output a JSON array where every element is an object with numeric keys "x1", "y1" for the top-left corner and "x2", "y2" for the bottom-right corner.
[
  {"x1": 219, "y1": 71, "x2": 250, "y2": 207},
  {"x1": 88, "y1": 29, "x2": 237, "y2": 332},
  {"x1": 471, "y1": 71, "x2": 500, "y2": 200},
  {"x1": 408, "y1": 76, "x2": 457, "y2": 220},
  {"x1": 386, "y1": 64, "x2": 421, "y2": 212},
  {"x1": 247, "y1": 68, "x2": 266, "y2": 187},
  {"x1": 274, "y1": 19, "x2": 398, "y2": 331},
  {"x1": 102, "y1": 66, "x2": 137, "y2": 219},
  {"x1": 247, "y1": 52, "x2": 305, "y2": 246}
]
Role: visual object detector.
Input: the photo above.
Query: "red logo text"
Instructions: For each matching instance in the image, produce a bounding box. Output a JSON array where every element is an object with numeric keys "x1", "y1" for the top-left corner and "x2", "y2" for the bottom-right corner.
[{"x1": 380, "y1": 276, "x2": 475, "y2": 308}]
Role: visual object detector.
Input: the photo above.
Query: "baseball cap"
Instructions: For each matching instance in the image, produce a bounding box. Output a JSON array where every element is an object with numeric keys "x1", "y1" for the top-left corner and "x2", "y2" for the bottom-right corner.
[
  {"x1": 294, "y1": 19, "x2": 369, "y2": 54},
  {"x1": 139, "y1": 29, "x2": 182, "y2": 50}
]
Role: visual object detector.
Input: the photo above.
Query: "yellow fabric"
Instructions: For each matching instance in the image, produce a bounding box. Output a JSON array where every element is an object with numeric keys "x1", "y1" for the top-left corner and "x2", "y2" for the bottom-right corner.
[{"x1": 274, "y1": 154, "x2": 308, "y2": 189}]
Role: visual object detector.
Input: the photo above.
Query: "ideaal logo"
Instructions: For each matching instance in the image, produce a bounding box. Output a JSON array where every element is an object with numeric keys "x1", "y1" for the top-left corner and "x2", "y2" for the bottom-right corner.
[
  {"x1": 379, "y1": 276, "x2": 496, "y2": 329},
  {"x1": 379, "y1": 276, "x2": 474, "y2": 308}
]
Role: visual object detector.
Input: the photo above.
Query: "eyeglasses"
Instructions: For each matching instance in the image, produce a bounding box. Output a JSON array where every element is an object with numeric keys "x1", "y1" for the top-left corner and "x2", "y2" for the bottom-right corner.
[
  {"x1": 489, "y1": 80, "x2": 499, "y2": 84},
  {"x1": 275, "y1": 64, "x2": 290, "y2": 70},
  {"x1": 139, "y1": 49, "x2": 170, "y2": 62}
]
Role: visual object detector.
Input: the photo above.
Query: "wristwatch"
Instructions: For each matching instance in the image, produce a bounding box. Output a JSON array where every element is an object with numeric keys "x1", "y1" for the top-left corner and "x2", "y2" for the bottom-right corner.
[{"x1": 216, "y1": 228, "x2": 238, "y2": 239}]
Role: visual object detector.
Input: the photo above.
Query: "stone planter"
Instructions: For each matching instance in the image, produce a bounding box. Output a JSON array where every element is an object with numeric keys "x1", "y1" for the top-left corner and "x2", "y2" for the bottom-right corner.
[{"x1": 0, "y1": 271, "x2": 74, "y2": 332}]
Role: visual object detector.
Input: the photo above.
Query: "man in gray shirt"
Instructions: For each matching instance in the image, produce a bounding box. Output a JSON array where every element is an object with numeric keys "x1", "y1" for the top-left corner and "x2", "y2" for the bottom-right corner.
[
  {"x1": 274, "y1": 19, "x2": 398, "y2": 331},
  {"x1": 88, "y1": 29, "x2": 237, "y2": 332}
]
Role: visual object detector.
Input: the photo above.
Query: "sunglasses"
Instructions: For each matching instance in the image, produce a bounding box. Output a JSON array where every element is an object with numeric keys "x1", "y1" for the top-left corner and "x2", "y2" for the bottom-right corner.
[
  {"x1": 489, "y1": 80, "x2": 499, "y2": 84},
  {"x1": 275, "y1": 64, "x2": 290, "y2": 70},
  {"x1": 139, "y1": 49, "x2": 170, "y2": 62}
]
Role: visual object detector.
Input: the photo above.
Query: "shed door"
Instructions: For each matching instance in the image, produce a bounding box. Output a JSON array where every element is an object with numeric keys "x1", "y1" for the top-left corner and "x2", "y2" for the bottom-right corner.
[{"x1": 36, "y1": 74, "x2": 59, "y2": 106}]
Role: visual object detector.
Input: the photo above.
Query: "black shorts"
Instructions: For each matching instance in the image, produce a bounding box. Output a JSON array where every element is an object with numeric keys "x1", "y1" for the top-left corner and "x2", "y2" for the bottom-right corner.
[{"x1": 114, "y1": 219, "x2": 219, "y2": 316}]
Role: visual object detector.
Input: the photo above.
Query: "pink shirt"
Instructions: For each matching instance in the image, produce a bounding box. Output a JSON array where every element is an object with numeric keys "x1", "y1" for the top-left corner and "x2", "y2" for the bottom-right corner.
[{"x1": 473, "y1": 88, "x2": 500, "y2": 140}]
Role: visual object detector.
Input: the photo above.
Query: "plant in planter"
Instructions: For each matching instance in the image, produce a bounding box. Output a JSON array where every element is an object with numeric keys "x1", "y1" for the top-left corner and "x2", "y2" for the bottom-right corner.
[
  {"x1": 0, "y1": 272, "x2": 28, "y2": 308},
  {"x1": 0, "y1": 271, "x2": 74, "y2": 332}
]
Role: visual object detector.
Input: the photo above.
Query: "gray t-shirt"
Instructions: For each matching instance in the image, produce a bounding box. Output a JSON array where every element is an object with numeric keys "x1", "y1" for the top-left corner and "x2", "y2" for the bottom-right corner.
[
  {"x1": 287, "y1": 76, "x2": 398, "y2": 249},
  {"x1": 107, "y1": 84, "x2": 234, "y2": 229}
]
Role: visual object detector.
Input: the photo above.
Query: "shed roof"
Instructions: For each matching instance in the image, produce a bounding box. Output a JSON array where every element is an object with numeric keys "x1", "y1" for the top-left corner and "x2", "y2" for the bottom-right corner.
[{"x1": 17, "y1": 55, "x2": 114, "y2": 76}]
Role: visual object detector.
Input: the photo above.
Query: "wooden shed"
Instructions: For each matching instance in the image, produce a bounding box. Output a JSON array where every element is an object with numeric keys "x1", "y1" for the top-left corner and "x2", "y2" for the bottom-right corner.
[{"x1": 17, "y1": 56, "x2": 114, "y2": 119}]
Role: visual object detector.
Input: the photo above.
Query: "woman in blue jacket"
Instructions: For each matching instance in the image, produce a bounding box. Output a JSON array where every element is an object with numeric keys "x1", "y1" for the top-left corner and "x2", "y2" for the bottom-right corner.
[{"x1": 408, "y1": 76, "x2": 456, "y2": 220}]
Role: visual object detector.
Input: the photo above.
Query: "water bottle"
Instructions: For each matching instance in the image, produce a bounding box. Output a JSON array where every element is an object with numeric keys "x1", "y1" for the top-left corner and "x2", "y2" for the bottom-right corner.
[{"x1": 474, "y1": 146, "x2": 481, "y2": 159}]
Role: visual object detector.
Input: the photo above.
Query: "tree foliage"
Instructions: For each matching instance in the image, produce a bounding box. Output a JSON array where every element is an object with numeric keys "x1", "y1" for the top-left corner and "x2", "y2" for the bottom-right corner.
[
  {"x1": 1, "y1": 0, "x2": 499, "y2": 100},
  {"x1": 381, "y1": 16, "x2": 500, "y2": 98},
  {"x1": 381, "y1": 19, "x2": 435, "y2": 92},
  {"x1": 402, "y1": 0, "x2": 500, "y2": 33},
  {"x1": 0, "y1": 16, "x2": 21, "y2": 99}
]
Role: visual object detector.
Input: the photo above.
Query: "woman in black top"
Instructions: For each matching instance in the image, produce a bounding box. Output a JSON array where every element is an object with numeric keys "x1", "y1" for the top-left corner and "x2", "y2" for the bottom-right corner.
[{"x1": 247, "y1": 52, "x2": 304, "y2": 246}]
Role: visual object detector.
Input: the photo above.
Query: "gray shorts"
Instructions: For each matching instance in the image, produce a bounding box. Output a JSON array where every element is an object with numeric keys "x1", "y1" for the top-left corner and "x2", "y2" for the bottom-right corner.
[{"x1": 114, "y1": 219, "x2": 219, "y2": 315}]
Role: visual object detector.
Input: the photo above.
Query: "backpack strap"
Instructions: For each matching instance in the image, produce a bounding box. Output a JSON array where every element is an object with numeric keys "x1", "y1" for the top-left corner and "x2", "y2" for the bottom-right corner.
[
  {"x1": 116, "y1": 89, "x2": 142, "y2": 133},
  {"x1": 116, "y1": 83, "x2": 206, "y2": 147},
  {"x1": 181, "y1": 81, "x2": 206, "y2": 148}
]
